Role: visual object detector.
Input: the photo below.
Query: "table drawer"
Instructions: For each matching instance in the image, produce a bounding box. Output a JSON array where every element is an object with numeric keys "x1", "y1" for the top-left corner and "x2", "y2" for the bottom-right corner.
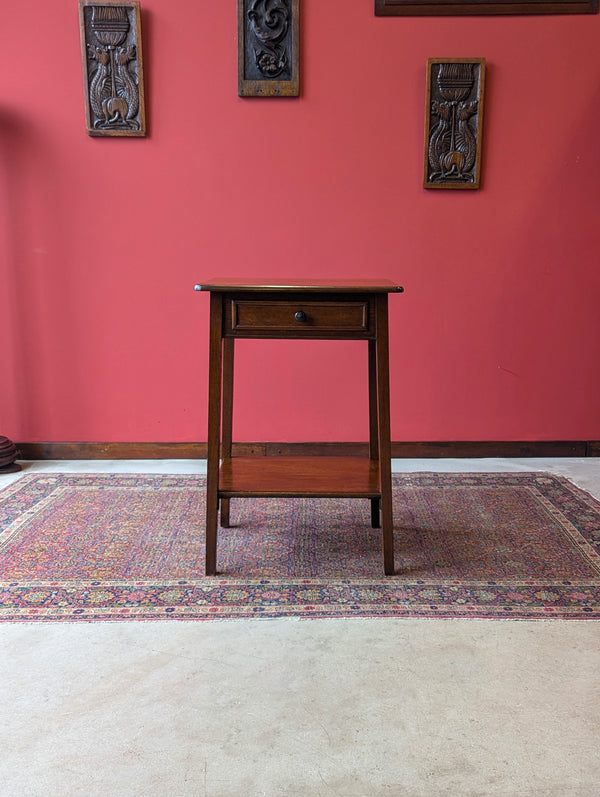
[{"x1": 227, "y1": 297, "x2": 373, "y2": 337}]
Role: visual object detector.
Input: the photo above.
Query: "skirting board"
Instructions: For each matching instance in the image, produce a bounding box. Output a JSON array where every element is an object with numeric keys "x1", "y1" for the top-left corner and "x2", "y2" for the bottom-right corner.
[{"x1": 14, "y1": 440, "x2": 599, "y2": 460}]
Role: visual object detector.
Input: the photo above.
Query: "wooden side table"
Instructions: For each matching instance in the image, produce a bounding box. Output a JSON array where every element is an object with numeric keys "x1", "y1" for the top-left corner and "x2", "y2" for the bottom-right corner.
[{"x1": 195, "y1": 279, "x2": 403, "y2": 576}]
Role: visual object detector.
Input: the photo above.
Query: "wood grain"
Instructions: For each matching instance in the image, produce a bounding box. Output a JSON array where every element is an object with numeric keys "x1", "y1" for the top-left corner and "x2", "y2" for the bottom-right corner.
[
  {"x1": 219, "y1": 456, "x2": 381, "y2": 497},
  {"x1": 197, "y1": 279, "x2": 403, "y2": 293},
  {"x1": 15, "y1": 440, "x2": 593, "y2": 460}
]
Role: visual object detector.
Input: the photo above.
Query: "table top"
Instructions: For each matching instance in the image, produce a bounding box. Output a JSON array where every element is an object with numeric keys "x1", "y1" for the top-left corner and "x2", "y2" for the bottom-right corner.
[{"x1": 195, "y1": 278, "x2": 403, "y2": 293}]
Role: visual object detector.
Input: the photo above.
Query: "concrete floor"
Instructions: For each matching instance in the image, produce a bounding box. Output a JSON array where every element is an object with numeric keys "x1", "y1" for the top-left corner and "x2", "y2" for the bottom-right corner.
[{"x1": 1, "y1": 458, "x2": 600, "y2": 797}]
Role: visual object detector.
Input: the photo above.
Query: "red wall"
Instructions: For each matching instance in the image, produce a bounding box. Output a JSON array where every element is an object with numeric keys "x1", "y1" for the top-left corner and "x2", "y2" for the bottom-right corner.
[{"x1": 1, "y1": 0, "x2": 599, "y2": 444}]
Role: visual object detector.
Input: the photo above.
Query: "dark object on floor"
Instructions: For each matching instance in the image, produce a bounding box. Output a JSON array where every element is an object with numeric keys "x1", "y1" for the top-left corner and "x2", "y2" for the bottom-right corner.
[{"x1": 0, "y1": 437, "x2": 21, "y2": 474}]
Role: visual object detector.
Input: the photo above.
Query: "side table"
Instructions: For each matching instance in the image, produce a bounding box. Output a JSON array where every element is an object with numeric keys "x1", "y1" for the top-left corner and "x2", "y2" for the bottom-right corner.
[{"x1": 195, "y1": 279, "x2": 403, "y2": 575}]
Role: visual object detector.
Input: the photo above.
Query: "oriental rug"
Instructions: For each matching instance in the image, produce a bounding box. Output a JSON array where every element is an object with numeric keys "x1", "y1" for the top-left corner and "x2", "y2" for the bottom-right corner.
[{"x1": 1, "y1": 472, "x2": 599, "y2": 622}]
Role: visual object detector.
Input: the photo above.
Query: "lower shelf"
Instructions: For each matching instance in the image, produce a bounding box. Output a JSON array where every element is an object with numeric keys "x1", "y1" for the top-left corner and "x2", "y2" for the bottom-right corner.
[{"x1": 218, "y1": 456, "x2": 382, "y2": 498}]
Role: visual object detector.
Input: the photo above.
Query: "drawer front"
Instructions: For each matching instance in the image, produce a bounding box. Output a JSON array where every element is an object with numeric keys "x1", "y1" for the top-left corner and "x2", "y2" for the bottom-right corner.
[{"x1": 227, "y1": 298, "x2": 373, "y2": 337}]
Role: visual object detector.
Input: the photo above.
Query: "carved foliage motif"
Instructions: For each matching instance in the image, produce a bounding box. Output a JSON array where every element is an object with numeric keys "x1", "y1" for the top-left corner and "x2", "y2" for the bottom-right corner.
[
  {"x1": 239, "y1": 0, "x2": 299, "y2": 97},
  {"x1": 249, "y1": 0, "x2": 290, "y2": 78},
  {"x1": 424, "y1": 59, "x2": 485, "y2": 189},
  {"x1": 79, "y1": 1, "x2": 146, "y2": 136}
]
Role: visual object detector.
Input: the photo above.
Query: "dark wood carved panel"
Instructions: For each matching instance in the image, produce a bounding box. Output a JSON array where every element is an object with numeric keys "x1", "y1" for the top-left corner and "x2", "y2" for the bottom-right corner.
[
  {"x1": 375, "y1": 0, "x2": 598, "y2": 15},
  {"x1": 423, "y1": 58, "x2": 486, "y2": 190},
  {"x1": 238, "y1": 0, "x2": 299, "y2": 97},
  {"x1": 79, "y1": 0, "x2": 146, "y2": 136}
]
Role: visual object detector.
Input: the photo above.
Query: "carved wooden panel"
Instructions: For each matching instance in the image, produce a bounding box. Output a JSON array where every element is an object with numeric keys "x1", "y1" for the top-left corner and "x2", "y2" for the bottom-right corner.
[
  {"x1": 423, "y1": 58, "x2": 486, "y2": 190},
  {"x1": 375, "y1": 0, "x2": 598, "y2": 15},
  {"x1": 238, "y1": 0, "x2": 300, "y2": 97},
  {"x1": 79, "y1": 0, "x2": 146, "y2": 136}
]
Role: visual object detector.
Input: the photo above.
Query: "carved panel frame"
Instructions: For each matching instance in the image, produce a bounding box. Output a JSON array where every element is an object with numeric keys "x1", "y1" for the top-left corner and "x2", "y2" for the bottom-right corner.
[
  {"x1": 423, "y1": 58, "x2": 486, "y2": 190},
  {"x1": 79, "y1": 0, "x2": 146, "y2": 136},
  {"x1": 375, "y1": 0, "x2": 597, "y2": 15},
  {"x1": 238, "y1": 0, "x2": 300, "y2": 97}
]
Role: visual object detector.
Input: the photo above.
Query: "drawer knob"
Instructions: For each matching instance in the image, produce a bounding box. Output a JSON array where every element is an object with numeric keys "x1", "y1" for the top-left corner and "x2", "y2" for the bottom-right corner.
[{"x1": 294, "y1": 310, "x2": 307, "y2": 323}]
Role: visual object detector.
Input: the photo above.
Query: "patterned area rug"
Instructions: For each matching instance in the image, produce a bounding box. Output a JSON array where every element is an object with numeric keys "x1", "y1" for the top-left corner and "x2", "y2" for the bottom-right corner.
[{"x1": 1, "y1": 472, "x2": 599, "y2": 622}]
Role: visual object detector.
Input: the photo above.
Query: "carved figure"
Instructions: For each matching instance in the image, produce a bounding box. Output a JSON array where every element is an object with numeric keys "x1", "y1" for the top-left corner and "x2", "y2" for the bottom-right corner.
[
  {"x1": 115, "y1": 45, "x2": 139, "y2": 121},
  {"x1": 88, "y1": 45, "x2": 110, "y2": 120}
]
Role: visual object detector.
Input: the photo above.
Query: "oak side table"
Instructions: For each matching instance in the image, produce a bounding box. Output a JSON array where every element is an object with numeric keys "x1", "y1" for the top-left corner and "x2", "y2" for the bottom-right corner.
[{"x1": 195, "y1": 279, "x2": 403, "y2": 576}]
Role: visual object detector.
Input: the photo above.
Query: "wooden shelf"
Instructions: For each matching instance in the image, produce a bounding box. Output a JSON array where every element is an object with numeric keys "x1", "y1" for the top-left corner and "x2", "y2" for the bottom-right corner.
[{"x1": 219, "y1": 456, "x2": 381, "y2": 498}]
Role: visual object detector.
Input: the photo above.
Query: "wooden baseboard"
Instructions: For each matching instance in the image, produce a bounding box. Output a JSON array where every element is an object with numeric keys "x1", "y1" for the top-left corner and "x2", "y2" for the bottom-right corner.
[
  {"x1": 15, "y1": 440, "x2": 598, "y2": 460},
  {"x1": 587, "y1": 441, "x2": 600, "y2": 457}
]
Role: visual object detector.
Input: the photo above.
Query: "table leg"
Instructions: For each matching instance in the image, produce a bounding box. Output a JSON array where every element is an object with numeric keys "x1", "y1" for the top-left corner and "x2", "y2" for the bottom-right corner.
[
  {"x1": 368, "y1": 339, "x2": 380, "y2": 528},
  {"x1": 375, "y1": 295, "x2": 395, "y2": 575},
  {"x1": 370, "y1": 498, "x2": 381, "y2": 529},
  {"x1": 219, "y1": 502, "x2": 231, "y2": 528},
  {"x1": 206, "y1": 293, "x2": 223, "y2": 575},
  {"x1": 220, "y1": 338, "x2": 234, "y2": 528}
]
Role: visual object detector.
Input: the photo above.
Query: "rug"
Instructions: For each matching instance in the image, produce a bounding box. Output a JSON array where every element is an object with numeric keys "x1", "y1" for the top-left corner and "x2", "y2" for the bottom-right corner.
[{"x1": 1, "y1": 472, "x2": 599, "y2": 622}]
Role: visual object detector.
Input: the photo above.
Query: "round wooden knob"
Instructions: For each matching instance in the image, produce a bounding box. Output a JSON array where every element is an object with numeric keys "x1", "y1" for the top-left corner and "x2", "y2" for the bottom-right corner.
[{"x1": 294, "y1": 311, "x2": 307, "y2": 323}]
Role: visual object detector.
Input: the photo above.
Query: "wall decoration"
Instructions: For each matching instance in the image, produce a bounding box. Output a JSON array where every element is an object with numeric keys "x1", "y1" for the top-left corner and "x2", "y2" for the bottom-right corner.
[
  {"x1": 238, "y1": 0, "x2": 299, "y2": 97},
  {"x1": 423, "y1": 58, "x2": 485, "y2": 190},
  {"x1": 375, "y1": 0, "x2": 597, "y2": 15},
  {"x1": 79, "y1": 0, "x2": 146, "y2": 136}
]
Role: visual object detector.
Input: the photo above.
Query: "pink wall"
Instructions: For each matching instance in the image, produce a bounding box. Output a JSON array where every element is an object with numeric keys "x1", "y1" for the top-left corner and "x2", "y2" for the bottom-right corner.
[{"x1": 1, "y1": 0, "x2": 599, "y2": 444}]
